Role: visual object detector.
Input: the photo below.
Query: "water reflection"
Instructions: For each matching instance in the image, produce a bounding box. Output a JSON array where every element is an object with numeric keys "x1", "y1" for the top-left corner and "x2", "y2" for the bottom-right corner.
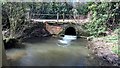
[{"x1": 57, "y1": 35, "x2": 77, "y2": 47}]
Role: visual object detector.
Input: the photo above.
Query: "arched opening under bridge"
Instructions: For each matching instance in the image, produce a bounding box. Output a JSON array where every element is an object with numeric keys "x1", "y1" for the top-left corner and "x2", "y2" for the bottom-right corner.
[{"x1": 64, "y1": 27, "x2": 76, "y2": 36}]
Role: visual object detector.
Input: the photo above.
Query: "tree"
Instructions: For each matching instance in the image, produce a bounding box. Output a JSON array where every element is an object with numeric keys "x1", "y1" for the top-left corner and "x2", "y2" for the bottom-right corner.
[{"x1": 2, "y1": 2, "x2": 27, "y2": 38}]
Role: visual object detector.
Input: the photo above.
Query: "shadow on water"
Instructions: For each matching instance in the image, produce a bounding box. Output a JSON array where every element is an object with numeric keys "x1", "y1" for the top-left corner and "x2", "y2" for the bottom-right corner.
[
  {"x1": 4, "y1": 38, "x2": 26, "y2": 50},
  {"x1": 6, "y1": 36, "x2": 111, "y2": 66}
]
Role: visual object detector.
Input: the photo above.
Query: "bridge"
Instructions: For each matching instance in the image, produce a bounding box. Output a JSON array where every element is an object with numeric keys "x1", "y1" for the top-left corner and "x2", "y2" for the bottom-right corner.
[{"x1": 27, "y1": 13, "x2": 89, "y2": 37}]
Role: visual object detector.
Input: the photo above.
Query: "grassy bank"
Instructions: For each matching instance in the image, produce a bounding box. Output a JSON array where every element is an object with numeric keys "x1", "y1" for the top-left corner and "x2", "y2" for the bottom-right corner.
[
  {"x1": 103, "y1": 35, "x2": 119, "y2": 56},
  {"x1": 87, "y1": 31, "x2": 119, "y2": 66}
]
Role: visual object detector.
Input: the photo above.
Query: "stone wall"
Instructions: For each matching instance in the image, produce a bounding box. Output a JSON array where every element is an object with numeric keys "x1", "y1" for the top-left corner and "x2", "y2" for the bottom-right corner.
[{"x1": 45, "y1": 22, "x2": 63, "y2": 35}]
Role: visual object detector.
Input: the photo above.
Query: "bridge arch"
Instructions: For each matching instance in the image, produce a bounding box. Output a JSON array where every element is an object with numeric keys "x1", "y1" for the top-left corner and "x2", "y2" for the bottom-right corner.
[{"x1": 64, "y1": 26, "x2": 76, "y2": 36}]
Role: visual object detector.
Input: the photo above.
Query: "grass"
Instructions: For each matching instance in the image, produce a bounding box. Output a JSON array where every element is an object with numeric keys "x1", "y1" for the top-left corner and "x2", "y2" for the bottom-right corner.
[
  {"x1": 112, "y1": 45, "x2": 120, "y2": 56},
  {"x1": 104, "y1": 35, "x2": 118, "y2": 43},
  {"x1": 103, "y1": 34, "x2": 120, "y2": 56}
]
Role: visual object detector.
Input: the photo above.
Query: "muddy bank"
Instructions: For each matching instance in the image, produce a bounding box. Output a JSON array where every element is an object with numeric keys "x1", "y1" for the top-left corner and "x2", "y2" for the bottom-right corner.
[{"x1": 87, "y1": 37, "x2": 119, "y2": 66}]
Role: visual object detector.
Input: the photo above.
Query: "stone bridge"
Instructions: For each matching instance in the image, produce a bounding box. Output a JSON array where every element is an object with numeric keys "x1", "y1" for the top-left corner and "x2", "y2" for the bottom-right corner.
[
  {"x1": 45, "y1": 22, "x2": 83, "y2": 37},
  {"x1": 30, "y1": 17, "x2": 89, "y2": 37}
]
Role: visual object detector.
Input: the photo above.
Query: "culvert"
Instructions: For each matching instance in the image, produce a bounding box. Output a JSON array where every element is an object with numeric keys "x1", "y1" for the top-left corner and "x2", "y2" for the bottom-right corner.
[{"x1": 64, "y1": 27, "x2": 76, "y2": 36}]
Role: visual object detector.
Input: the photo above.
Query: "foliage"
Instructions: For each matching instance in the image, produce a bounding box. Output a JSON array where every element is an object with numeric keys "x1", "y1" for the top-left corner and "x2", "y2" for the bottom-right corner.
[
  {"x1": 2, "y1": 2, "x2": 28, "y2": 38},
  {"x1": 83, "y1": 2, "x2": 120, "y2": 37},
  {"x1": 30, "y1": 2, "x2": 73, "y2": 19},
  {"x1": 104, "y1": 35, "x2": 118, "y2": 44},
  {"x1": 76, "y1": 3, "x2": 89, "y2": 15}
]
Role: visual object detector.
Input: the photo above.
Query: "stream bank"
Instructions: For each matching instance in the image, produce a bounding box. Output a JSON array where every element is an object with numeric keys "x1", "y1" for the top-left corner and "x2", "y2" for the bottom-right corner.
[{"x1": 87, "y1": 35, "x2": 119, "y2": 66}]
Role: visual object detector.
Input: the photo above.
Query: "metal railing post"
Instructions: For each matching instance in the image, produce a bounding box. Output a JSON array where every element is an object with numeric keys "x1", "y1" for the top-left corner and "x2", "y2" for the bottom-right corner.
[
  {"x1": 63, "y1": 13, "x2": 65, "y2": 21},
  {"x1": 57, "y1": 13, "x2": 59, "y2": 22}
]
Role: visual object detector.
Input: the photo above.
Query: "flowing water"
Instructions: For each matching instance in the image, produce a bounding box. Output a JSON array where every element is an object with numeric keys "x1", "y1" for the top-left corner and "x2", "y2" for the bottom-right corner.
[{"x1": 6, "y1": 35, "x2": 110, "y2": 66}]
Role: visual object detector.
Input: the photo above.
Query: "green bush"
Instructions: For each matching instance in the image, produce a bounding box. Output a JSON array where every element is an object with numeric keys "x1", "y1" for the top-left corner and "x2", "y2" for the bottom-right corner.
[{"x1": 83, "y1": 2, "x2": 120, "y2": 37}]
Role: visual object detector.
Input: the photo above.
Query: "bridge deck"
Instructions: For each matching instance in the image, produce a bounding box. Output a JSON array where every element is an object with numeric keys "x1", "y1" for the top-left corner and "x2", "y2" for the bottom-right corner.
[{"x1": 30, "y1": 19, "x2": 89, "y2": 24}]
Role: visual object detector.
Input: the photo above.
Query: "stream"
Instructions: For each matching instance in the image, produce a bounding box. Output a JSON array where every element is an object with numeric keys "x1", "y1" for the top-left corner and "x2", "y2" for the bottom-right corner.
[{"x1": 6, "y1": 35, "x2": 110, "y2": 66}]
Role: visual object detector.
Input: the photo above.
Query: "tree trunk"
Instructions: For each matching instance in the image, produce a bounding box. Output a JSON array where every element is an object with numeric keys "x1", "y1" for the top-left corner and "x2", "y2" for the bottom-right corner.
[{"x1": 0, "y1": 17, "x2": 9, "y2": 67}]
